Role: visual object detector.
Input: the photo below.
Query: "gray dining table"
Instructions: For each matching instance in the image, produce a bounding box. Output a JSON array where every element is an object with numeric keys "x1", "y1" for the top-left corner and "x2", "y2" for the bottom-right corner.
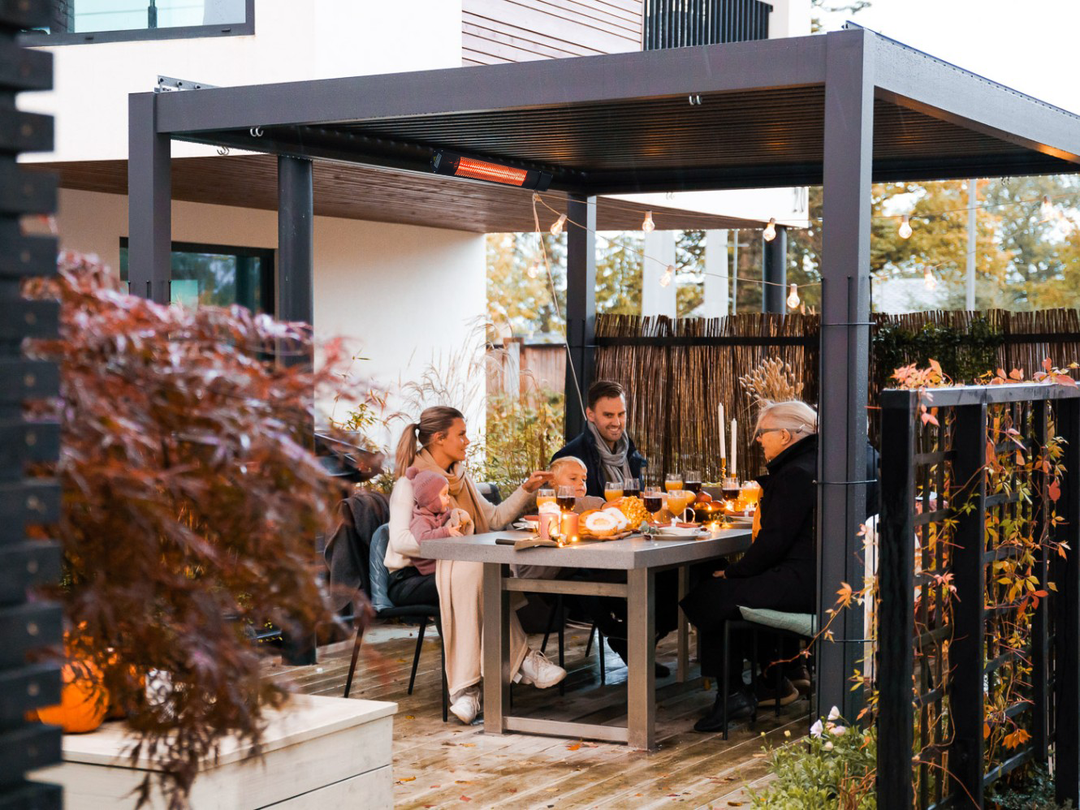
[{"x1": 423, "y1": 527, "x2": 751, "y2": 749}]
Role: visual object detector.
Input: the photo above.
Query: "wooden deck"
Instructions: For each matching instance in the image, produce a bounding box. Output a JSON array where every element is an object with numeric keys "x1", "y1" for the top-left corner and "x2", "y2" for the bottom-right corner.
[{"x1": 265, "y1": 622, "x2": 810, "y2": 808}]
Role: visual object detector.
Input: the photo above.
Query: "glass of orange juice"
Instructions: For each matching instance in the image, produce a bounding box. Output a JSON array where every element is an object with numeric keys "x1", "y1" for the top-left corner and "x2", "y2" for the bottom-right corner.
[
  {"x1": 665, "y1": 473, "x2": 683, "y2": 493},
  {"x1": 667, "y1": 489, "x2": 695, "y2": 522},
  {"x1": 604, "y1": 481, "x2": 624, "y2": 502},
  {"x1": 536, "y1": 488, "x2": 556, "y2": 508}
]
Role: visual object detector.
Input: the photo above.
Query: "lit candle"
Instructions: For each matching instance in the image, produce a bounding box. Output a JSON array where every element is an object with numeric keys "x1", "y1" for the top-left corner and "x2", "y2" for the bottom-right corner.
[
  {"x1": 561, "y1": 511, "x2": 579, "y2": 539},
  {"x1": 730, "y1": 418, "x2": 737, "y2": 479},
  {"x1": 719, "y1": 403, "x2": 726, "y2": 461}
]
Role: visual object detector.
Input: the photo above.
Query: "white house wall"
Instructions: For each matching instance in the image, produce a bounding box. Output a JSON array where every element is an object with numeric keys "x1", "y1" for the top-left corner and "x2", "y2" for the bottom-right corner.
[
  {"x1": 21, "y1": 0, "x2": 464, "y2": 163},
  {"x1": 54, "y1": 188, "x2": 487, "y2": 445}
]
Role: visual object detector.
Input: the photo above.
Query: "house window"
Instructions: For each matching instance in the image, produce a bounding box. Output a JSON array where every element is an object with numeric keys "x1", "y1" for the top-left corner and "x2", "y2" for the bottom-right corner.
[
  {"x1": 23, "y1": 0, "x2": 253, "y2": 44},
  {"x1": 119, "y1": 240, "x2": 274, "y2": 313}
]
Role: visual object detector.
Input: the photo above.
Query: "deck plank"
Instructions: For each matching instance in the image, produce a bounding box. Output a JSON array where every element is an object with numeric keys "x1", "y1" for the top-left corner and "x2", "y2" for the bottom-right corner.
[{"x1": 263, "y1": 621, "x2": 809, "y2": 808}]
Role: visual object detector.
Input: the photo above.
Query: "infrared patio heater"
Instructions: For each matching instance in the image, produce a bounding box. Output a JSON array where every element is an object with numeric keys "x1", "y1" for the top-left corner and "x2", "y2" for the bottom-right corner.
[{"x1": 431, "y1": 150, "x2": 553, "y2": 191}]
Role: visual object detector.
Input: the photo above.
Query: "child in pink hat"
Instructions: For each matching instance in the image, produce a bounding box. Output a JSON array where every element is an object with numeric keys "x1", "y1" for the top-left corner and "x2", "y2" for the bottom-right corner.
[{"x1": 406, "y1": 467, "x2": 474, "y2": 563}]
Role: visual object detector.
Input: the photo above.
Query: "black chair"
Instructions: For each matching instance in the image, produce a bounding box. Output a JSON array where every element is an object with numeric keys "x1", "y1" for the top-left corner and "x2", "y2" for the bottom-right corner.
[{"x1": 344, "y1": 524, "x2": 448, "y2": 721}]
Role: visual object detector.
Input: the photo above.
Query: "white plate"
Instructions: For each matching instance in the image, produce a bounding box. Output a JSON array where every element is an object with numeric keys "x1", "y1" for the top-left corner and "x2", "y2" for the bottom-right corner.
[{"x1": 654, "y1": 526, "x2": 704, "y2": 539}]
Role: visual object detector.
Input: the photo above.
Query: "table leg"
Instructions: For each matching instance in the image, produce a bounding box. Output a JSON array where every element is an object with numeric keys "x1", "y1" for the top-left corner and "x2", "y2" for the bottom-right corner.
[
  {"x1": 677, "y1": 564, "x2": 689, "y2": 683},
  {"x1": 482, "y1": 562, "x2": 509, "y2": 734},
  {"x1": 627, "y1": 568, "x2": 656, "y2": 750}
]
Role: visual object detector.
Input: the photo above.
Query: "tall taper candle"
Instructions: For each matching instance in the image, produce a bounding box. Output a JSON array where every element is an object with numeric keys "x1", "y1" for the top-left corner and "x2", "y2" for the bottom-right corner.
[
  {"x1": 730, "y1": 418, "x2": 737, "y2": 479},
  {"x1": 719, "y1": 403, "x2": 726, "y2": 460}
]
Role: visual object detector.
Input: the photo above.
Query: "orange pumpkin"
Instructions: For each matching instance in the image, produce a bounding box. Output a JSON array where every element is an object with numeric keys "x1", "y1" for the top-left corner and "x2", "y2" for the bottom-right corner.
[{"x1": 35, "y1": 658, "x2": 110, "y2": 733}]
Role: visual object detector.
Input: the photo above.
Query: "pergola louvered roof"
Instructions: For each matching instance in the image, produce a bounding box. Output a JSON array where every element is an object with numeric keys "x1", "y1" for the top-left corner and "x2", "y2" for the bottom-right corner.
[{"x1": 151, "y1": 29, "x2": 1080, "y2": 199}]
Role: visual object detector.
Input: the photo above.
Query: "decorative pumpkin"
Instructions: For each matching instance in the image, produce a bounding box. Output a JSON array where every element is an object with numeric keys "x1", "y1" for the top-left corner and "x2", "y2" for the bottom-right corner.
[{"x1": 35, "y1": 658, "x2": 110, "y2": 733}]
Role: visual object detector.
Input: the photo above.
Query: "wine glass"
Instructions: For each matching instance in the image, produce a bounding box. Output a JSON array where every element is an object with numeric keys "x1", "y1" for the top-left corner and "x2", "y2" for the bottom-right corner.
[
  {"x1": 665, "y1": 473, "x2": 683, "y2": 493},
  {"x1": 643, "y1": 486, "x2": 664, "y2": 519},
  {"x1": 623, "y1": 477, "x2": 640, "y2": 499},
  {"x1": 536, "y1": 488, "x2": 556, "y2": 508},
  {"x1": 721, "y1": 476, "x2": 740, "y2": 507},
  {"x1": 556, "y1": 486, "x2": 576, "y2": 511},
  {"x1": 604, "y1": 481, "x2": 624, "y2": 502},
  {"x1": 685, "y1": 470, "x2": 702, "y2": 494}
]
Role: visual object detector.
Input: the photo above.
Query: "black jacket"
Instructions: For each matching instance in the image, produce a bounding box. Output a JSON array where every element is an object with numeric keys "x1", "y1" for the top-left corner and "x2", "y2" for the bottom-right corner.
[
  {"x1": 551, "y1": 429, "x2": 647, "y2": 499},
  {"x1": 726, "y1": 434, "x2": 817, "y2": 581}
]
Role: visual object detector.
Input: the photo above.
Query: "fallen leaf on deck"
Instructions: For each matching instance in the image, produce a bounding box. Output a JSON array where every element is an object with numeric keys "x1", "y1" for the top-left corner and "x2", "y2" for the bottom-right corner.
[
  {"x1": 728, "y1": 802, "x2": 744, "y2": 807},
  {"x1": 404, "y1": 715, "x2": 414, "y2": 720},
  {"x1": 396, "y1": 658, "x2": 407, "y2": 664},
  {"x1": 461, "y1": 743, "x2": 476, "y2": 747},
  {"x1": 566, "y1": 743, "x2": 581, "y2": 751},
  {"x1": 455, "y1": 780, "x2": 473, "y2": 784},
  {"x1": 752, "y1": 752, "x2": 767, "y2": 757},
  {"x1": 397, "y1": 776, "x2": 416, "y2": 783},
  {"x1": 459, "y1": 795, "x2": 472, "y2": 802}
]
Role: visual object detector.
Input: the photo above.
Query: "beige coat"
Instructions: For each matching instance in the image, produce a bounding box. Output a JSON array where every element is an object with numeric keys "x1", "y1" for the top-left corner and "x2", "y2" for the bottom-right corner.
[{"x1": 387, "y1": 475, "x2": 532, "y2": 695}]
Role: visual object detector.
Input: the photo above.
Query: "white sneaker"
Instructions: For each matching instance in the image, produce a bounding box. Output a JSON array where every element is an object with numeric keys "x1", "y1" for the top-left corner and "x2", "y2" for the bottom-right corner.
[
  {"x1": 449, "y1": 686, "x2": 481, "y2": 724},
  {"x1": 516, "y1": 649, "x2": 568, "y2": 689}
]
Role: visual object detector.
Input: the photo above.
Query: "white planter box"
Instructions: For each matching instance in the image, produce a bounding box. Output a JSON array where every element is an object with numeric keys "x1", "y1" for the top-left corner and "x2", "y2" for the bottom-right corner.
[{"x1": 31, "y1": 694, "x2": 397, "y2": 809}]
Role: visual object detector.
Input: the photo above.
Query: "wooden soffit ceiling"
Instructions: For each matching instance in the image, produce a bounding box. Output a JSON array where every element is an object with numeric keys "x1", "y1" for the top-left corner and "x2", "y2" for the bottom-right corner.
[{"x1": 36, "y1": 155, "x2": 770, "y2": 234}]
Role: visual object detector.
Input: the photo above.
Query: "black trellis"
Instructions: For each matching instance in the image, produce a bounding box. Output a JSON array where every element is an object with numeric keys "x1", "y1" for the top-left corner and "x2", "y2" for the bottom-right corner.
[
  {"x1": 0, "y1": 0, "x2": 65, "y2": 805},
  {"x1": 878, "y1": 384, "x2": 1080, "y2": 809}
]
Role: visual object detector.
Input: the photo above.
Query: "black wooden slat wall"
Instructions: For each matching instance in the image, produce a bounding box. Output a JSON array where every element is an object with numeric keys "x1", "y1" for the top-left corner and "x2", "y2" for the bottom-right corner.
[
  {"x1": 0, "y1": 1, "x2": 65, "y2": 806},
  {"x1": 644, "y1": 0, "x2": 771, "y2": 49}
]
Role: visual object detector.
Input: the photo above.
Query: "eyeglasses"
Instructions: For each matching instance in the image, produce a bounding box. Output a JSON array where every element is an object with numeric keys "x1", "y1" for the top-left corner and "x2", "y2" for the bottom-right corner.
[{"x1": 754, "y1": 427, "x2": 785, "y2": 439}]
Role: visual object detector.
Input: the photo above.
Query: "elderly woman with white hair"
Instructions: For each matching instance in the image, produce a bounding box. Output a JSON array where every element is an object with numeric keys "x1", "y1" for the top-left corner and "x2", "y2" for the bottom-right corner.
[{"x1": 680, "y1": 399, "x2": 821, "y2": 733}]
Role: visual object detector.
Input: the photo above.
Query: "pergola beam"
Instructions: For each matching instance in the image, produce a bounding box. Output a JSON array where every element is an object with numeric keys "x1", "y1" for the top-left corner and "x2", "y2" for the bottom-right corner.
[
  {"x1": 153, "y1": 36, "x2": 828, "y2": 136},
  {"x1": 872, "y1": 36, "x2": 1080, "y2": 166}
]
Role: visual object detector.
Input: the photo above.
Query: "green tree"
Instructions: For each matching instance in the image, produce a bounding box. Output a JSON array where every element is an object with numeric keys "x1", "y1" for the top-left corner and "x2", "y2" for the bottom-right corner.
[
  {"x1": 870, "y1": 180, "x2": 1012, "y2": 311},
  {"x1": 486, "y1": 232, "x2": 565, "y2": 336},
  {"x1": 982, "y1": 175, "x2": 1080, "y2": 309}
]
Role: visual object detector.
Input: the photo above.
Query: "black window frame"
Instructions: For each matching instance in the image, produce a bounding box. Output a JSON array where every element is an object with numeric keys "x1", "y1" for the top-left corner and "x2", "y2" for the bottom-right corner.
[
  {"x1": 119, "y1": 237, "x2": 275, "y2": 314},
  {"x1": 19, "y1": 0, "x2": 254, "y2": 46}
]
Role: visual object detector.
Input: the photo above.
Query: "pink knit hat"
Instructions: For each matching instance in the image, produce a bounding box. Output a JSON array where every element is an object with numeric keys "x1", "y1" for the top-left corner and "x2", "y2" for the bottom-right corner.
[{"x1": 406, "y1": 467, "x2": 449, "y2": 512}]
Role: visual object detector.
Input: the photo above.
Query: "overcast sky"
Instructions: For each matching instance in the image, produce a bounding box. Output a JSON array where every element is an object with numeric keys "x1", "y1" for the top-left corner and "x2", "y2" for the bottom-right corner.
[{"x1": 816, "y1": 0, "x2": 1080, "y2": 114}]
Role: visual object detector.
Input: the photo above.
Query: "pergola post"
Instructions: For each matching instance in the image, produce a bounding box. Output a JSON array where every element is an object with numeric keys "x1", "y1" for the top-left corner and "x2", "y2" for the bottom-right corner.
[
  {"x1": 276, "y1": 155, "x2": 314, "y2": 332},
  {"x1": 762, "y1": 225, "x2": 787, "y2": 313},
  {"x1": 127, "y1": 92, "x2": 171, "y2": 304},
  {"x1": 276, "y1": 155, "x2": 316, "y2": 666},
  {"x1": 564, "y1": 193, "x2": 596, "y2": 441},
  {"x1": 817, "y1": 29, "x2": 873, "y2": 720}
]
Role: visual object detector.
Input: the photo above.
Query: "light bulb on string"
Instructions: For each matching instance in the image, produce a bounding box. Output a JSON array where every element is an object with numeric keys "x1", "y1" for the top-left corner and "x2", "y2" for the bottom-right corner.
[
  {"x1": 763, "y1": 218, "x2": 777, "y2": 242},
  {"x1": 527, "y1": 261, "x2": 539, "y2": 279},
  {"x1": 642, "y1": 211, "x2": 655, "y2": 233},
  {"x1": 550, "y1": 214, "x2": 567, "y2": 236},
  {"x1": 899, "y1": 215, "x2": 913, "y2": 239},
  {"x1": 659, "y1": 265, "x2": 674, "y2": 288},
  {"x1": 786, "y1": 283, "x2": 801, "y2": 310},
  {"x1": 923, "y1": 267, "x2": 937, "y2": 291},
  {"x1": 1040, "y1": 195, "x2": 1056, "y2": 222}
]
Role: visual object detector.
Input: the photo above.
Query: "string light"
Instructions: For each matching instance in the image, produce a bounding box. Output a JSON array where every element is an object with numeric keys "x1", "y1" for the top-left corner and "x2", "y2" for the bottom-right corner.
[
  {"x1": 642, "y1": 211, "x2": 655, "y2": 233},
  {"x1": 786, "y1": 283, "x2": 801, "y2": 309},
  {"x1": 763, "y1": 218, "x2": 777, "y2": 241},
  {"x1": 923, "y1": 266, "x2": 937, "y2": 291},
  {"x1": 659, "y1": 265, "x2": 674, "y2": 287},
  {"x1": 898, "y1": 215, "x2": 913, "y2": 239},
  {"x1": 1040, "y1": 195, "x2": 1056, "y2": 223},
  {"x1": 527, "y1": 261, "x2": 539, "y2": 279},
  {"x1": 550, "y1": 214, "x2": 567, "y2": 236}
]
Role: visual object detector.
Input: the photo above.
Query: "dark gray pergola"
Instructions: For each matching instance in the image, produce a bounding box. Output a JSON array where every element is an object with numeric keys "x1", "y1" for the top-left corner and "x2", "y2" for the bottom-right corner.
[{"x1": 128, "y1": 27, "x2": 1080, "y2": 719}]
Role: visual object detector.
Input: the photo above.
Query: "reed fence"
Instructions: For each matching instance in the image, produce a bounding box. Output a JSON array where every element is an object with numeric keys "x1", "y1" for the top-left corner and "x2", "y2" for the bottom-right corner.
[{"x1": 593, "y1": 309, "x2": 1080, "y2": 481}]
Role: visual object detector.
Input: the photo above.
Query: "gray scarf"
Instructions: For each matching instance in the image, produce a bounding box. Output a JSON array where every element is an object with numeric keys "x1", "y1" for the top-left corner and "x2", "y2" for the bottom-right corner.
[{"x1": 588, "y1": 422, "x2": 633, "y2": 485}]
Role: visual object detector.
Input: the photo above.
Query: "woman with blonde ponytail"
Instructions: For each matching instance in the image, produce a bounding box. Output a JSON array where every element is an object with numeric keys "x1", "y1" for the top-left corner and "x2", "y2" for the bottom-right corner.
[{"x1": 385, "y1": 406, "x2": 566, "y2": 724}]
